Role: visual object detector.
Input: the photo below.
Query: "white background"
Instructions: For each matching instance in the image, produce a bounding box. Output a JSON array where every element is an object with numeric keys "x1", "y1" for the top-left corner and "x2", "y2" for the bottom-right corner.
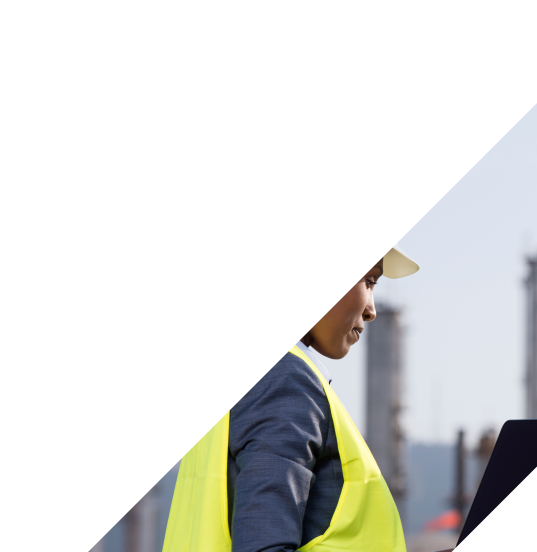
[{"x1": 0, "y1": 116, "x2": 537, "y2": 446}]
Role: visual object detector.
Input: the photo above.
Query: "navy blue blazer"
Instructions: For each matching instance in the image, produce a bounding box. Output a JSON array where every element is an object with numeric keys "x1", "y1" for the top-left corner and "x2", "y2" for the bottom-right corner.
[{"x1": 227, "y1": 352, "x2": 344, "y2": 552}]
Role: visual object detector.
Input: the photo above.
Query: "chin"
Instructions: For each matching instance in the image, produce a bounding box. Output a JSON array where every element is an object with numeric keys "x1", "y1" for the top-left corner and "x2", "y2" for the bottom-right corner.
[
  {"x1": 334, "y1": 348, "x2": 351, "y2": 360},
  {"x1": 320, "y1": 344, "x2": 350, "y2": 360}
]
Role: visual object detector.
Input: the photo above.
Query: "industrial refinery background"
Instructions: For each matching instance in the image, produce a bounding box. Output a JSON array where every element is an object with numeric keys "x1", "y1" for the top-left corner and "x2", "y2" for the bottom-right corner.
[{"x1": 89, "y1": 253, "x2": 537, "y2": 552}]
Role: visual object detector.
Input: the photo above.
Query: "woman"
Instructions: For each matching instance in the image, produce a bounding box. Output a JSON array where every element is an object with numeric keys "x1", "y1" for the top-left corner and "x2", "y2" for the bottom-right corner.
[{"x1": 164, "y1": 247, "x2": 450, "y2": 552}]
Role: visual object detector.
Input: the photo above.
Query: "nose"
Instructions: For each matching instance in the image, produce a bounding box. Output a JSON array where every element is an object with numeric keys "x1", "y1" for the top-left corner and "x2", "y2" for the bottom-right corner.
[{"x1": 363, "y1": 295, "x2": 376, "y2": 322}]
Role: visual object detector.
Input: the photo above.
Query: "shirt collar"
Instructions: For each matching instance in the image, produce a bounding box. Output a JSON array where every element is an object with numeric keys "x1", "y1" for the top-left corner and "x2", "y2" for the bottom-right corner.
[{"x1": 295, "y1": 341, "x2": 332, "y2": 384}]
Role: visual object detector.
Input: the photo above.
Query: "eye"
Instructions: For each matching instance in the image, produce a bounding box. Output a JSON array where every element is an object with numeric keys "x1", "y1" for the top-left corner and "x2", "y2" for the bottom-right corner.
[{"x1": 366, "y1": 279, "x2": 378, "y2": 289}]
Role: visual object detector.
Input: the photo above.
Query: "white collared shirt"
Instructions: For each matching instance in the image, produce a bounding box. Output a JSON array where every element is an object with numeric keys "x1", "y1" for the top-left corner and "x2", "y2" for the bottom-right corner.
[{"x1": 295, "y1": 341, "x2": 332, "y2": 384}]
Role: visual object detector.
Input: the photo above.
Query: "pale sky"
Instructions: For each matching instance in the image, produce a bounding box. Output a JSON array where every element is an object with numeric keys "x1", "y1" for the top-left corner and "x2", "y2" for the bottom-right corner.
[{"x1": 0, "y1": 116, "x2": 537, "y2": 446}]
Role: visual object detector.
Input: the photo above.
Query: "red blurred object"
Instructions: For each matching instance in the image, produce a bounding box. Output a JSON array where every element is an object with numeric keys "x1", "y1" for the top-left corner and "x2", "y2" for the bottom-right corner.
[{"x1": 423, "y1": 509, "x2": 461, "y2": 533}]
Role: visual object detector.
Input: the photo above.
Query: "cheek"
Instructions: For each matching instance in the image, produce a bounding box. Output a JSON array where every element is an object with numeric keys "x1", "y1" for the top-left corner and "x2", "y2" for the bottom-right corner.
[
  {"x1": 312, "y1": 285, "x2": 370, "y2": 344},
  {"x1": 336, "y1": 303, "x2": 364, "y2": 330},
  {"x1": 328, "y1": 306, "x2": 359, "y2": 336},
  {"x1": 345, "y1": 288, "x2": 368, "y2": 314}
]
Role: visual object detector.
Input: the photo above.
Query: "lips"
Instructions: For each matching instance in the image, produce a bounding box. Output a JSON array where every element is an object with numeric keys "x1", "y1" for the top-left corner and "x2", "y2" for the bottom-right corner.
[{"x1": 352, "y1": 327, "x2": 362, "y2": 341}]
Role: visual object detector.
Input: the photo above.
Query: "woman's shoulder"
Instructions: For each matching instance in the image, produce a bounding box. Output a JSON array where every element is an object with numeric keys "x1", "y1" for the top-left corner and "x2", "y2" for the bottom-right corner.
[
  {"x1": 233, "y1": 351, "x2": 327, "y2": 412},
  {"x1": 266, "y1": 351, "x2": 325, "y2": 385},
  {"x1": 229, "y1": 351, "x2": 331, "y2": 458},
  {"x1": 266, "y1": 352, "x2": 322, "y2": 378}
]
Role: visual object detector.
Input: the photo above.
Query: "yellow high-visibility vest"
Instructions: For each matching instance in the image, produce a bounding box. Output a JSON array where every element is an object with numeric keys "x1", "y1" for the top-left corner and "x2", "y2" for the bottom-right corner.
[{"x1": 163, "y1": 345, "x2": 407, "y2": 552}]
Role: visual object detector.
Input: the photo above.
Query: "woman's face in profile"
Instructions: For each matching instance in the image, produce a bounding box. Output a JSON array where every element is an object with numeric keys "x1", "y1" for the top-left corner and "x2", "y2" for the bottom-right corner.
[{"x1": 304, "y1": 259, "x2": 383, "y2": 359}]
